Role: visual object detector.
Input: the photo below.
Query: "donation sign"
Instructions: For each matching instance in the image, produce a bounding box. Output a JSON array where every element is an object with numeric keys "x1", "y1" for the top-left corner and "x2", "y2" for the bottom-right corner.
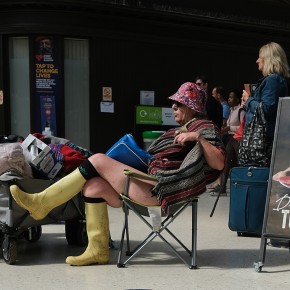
[{"x1": 34, "y1": 36, "x2": 60, "y2": 135}]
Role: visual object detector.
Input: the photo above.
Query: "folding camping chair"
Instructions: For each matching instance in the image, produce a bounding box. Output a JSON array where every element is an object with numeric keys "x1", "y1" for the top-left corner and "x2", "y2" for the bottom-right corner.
[{"x1": 117, "y1": 169, "x2": 198, "y2": 269}]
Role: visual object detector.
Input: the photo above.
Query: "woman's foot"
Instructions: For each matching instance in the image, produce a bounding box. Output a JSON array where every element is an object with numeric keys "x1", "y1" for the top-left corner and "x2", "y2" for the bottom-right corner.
[
  {"x1": 209, "y1": 185, "x2": 227, "y2": 196},
  {"x1": 10, "y1": 185, "x2": 46, "y2": 220},
  {"x1": 207, "y1": 183, "x2": 220, "y2": 190},
  {"x1": 66, "y1": 249, "x2": 109, "y2": 266},
  {"x1": 210, "y1": 190, "x2": 227, "y2": 197}
]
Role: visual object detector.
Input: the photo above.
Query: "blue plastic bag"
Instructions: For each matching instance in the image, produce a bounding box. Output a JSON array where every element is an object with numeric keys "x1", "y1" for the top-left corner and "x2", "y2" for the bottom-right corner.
[{"x1": 106, "y1": 134, "x2": 153, "y2": 172}]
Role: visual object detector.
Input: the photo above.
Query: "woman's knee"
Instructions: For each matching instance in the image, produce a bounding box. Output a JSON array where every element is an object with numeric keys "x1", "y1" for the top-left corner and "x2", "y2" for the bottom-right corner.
[
  {"x1": 83, "y1": 177, "x2": 122, "y2": 208},
  {"x1": 88, "y1": 153, "x2": 112, "y2": 173},
  {"x1": 88, "y1": 153, "x2": 107, "y2": 165},
  {"x1": 83, "y1": 177, "x2": 104, "y2": 198}
]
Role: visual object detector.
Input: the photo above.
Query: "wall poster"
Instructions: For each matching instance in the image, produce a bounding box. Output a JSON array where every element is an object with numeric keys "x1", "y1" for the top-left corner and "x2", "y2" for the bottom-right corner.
[{"x1": 34, "y1": 36, "x2": 60, "y2": 135}]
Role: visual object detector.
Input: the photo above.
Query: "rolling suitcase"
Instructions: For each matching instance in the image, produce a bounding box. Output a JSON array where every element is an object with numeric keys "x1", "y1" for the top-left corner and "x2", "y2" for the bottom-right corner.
[{"x1": 228, "y1": 166, "x2": 270, "y2": 236}]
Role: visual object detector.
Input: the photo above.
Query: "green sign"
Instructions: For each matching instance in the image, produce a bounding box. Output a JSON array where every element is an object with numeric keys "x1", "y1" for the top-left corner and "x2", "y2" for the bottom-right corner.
[{"x1": 136, "y1": 106, "x2": 163, "y2": 124}]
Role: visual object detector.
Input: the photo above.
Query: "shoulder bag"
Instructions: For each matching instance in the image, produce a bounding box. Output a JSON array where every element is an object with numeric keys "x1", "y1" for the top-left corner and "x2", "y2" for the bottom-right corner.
[{"x1": 238, "y1": 103, "x2": 270, "y2": 167}]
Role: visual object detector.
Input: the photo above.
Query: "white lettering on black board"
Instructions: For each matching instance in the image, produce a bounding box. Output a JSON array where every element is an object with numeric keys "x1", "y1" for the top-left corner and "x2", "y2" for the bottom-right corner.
[{"x1": 273, "y1": 194, "x2": 290, "y2": 228}]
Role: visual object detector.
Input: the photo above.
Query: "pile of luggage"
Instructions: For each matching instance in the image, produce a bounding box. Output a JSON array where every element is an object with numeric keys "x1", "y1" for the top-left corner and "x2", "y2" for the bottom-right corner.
[{"x1": 0, "y1": 134, "x2": 91, "y2": 264}]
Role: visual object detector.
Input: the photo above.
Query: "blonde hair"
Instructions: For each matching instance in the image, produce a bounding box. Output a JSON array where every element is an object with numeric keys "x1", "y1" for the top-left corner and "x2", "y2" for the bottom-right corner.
[{"x1": 259, "y1": 42, "x2": 290, "y2": 77}]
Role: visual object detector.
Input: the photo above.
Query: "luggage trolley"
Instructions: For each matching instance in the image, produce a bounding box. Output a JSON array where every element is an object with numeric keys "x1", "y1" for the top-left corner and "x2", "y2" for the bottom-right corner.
[{"x1": 0, "y1": 169, "x2": 87, "y2": 264}]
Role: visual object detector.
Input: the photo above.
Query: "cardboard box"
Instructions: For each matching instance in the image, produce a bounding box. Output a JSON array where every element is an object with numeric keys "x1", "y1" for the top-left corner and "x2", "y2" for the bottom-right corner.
[{"x1": 21, "y1": 134, "x2": 62, "y2": 179}]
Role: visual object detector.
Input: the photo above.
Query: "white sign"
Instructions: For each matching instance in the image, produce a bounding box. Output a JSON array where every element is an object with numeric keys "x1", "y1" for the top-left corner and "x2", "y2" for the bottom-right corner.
[
  {"x1": 162, "y1": 107, "x2": 178, "y2": 126},
  {"x1": 100, "y1": 102, "x2": 114, "y2": 113},
  {"x1": 140, "y1": 90, "x2": 155, "y2": 106}
]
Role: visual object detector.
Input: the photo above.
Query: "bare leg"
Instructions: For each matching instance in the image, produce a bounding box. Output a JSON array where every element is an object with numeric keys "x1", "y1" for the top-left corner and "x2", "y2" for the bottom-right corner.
[
  {"x1": 66, "y1": 154, "x2": 159, "y2": 266},
  {"x1": 84, "y1": 153, "x2": 159, "y2": 206},
  {"x1": 10, "y1": 153, "x2": 158, "y2": 221}
]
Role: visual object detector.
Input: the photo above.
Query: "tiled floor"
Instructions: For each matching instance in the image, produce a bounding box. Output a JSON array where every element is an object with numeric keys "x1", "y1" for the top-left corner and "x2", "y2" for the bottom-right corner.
[{"x1": 1, "y1": 187, "x2": 290, "y2": 290}]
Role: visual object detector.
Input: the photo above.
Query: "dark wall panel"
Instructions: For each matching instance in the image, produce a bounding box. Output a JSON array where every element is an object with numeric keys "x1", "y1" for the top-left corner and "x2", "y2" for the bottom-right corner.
[
  {"x1": 1, "y1": 1, "x2": 290, "y2": 151},
  {"x1": 91, "y1": 35, "x2": 262, "y2": 152}
]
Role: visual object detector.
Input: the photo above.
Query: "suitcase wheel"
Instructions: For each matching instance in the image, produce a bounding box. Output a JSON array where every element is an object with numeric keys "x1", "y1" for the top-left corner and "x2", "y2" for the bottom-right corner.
[
  {"x1": 2, "y1": 236, "x2": 17, "y2": 265},
  {"x1": 24, "y1": 226, "x2": 42, "y2": 243},
  {"x1": 237, "y1": 232, "x2": 261, "y2": 238},
  {"x1": 65, "y1": 219, "x2": 88, "y2": 246}
]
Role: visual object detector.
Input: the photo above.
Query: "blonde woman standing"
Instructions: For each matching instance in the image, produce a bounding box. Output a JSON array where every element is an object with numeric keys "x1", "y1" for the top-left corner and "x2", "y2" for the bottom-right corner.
[{"x1": 242, "y1": 42, "x2": 290, "y2": 164}]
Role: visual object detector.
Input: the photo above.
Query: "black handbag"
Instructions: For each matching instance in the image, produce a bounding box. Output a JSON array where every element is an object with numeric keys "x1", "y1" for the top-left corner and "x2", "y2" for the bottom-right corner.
[{"x1": 238, "y1": 103, "x2": 270, "y2": 167}]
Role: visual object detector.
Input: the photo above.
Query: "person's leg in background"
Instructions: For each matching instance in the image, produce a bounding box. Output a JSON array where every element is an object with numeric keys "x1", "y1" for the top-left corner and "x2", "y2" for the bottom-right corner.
[{"x1": 211, "y1": 136, "x2": 238, "y2": 196}]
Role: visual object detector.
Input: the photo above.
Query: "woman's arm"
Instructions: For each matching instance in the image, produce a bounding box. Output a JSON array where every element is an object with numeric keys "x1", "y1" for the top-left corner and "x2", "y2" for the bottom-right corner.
[
  {"x1": 173, "y1": 132, "x2": 225, "y2": 171},
  {"x1": 243, "y1": 75, "x2": 281, "y2": 117}
]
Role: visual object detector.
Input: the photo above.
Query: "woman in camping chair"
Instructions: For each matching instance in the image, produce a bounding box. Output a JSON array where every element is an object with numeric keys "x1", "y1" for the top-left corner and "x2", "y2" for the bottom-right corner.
[{"x1": 10, "y1": 82, "x2": 225, "y2": 266}]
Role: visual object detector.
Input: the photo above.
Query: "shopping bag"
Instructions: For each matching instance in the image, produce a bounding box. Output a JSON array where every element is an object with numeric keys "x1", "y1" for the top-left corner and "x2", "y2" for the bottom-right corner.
[{"x1": 106, "y1": 134, "x2": 153, "y2": 172}]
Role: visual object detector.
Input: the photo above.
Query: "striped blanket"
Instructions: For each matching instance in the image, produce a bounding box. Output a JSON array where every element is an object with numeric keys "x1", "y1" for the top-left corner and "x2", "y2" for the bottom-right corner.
[{"x1": 147, "y1": 118, "x2": 224, "y2": 214}]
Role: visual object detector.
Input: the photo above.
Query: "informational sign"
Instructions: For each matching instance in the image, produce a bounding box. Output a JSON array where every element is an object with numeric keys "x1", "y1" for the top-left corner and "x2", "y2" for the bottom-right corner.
[
  {"x1": 263, "y1": 97, "x2": 290, "y2": 237},
  {"x1": 140, "y1": 91, "x2": 155, "y2": 106},
  {"x1": 102, "y1": 87, "x2": 112, "y2": 101},
  {"x1": 162, "y1": 107, "x2": 178, "y2": 126},
  {"x1": 34, "y1": 36, "x2": 59, "y2": 135},
  {"x1": 136, "y1": 106, "x2": 178, "y2": 126},
  {"x1": 255, "y1": 97, "x2": 290, "y2": 272},
  {"x1": 100, "y1": 101, "x2": 114, "y2": 113}
]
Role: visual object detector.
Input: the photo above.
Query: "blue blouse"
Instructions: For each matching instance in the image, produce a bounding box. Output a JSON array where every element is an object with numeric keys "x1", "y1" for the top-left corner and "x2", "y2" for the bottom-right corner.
[{"x1": 245, "y1": 73, "x2": 288, "y2": 138}]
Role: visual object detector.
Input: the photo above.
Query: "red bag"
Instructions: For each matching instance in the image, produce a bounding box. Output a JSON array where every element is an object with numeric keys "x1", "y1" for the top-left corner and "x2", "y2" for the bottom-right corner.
[{"x1": 233, "y1": 116, "x2": 245, "y2": 142}]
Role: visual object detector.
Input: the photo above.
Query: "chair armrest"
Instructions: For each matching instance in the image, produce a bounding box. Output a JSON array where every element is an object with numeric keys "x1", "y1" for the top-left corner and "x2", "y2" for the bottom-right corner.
[{"x1": 123, "y1": 169, "x2": 157, "y2": 182}]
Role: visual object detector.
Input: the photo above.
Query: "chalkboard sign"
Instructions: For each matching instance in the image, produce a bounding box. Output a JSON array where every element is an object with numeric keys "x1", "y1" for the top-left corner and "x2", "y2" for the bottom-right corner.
[
  {"x1": 263, "y1": 97, "x2": 290, "y2": 237},
  {"x1": 255, "y1": 97, "x2": 290, "y2": 272}
]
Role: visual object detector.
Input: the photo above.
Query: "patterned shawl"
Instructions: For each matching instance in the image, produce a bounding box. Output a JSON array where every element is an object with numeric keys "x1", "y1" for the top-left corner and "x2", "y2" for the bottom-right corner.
[{"x1": 147, "y1": 118, "x2": 224, "y2": 214}]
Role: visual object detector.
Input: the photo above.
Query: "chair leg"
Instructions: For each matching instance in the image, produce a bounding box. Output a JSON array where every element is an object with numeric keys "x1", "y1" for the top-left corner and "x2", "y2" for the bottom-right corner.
[
  {"x1": 117, "y1": 206, "x2": 131, "y2": 268},
  {"x1": 157, "y1": 233, "x2": 190, "y2": 266},
  {"x1": 190, "y1": 200, "x2": 198, "y2": 269},
  {"x1": 117, "y1": 221, "x2": 127, "y2": 268},
  {"x1": 117, "y1": 197, "x2": 199, "y2": 268},
  {"x1": 121, "y1": 232, "x2": 157, "y2": 265},
  {"x1": 163, "y1": 202, "x2": 192, "y2": 255}
]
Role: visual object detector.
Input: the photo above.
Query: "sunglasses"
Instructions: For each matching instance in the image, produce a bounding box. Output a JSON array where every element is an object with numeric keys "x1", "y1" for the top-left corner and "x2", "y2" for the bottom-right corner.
[
  {"x1": 172, "y1": 101, "x2": 183, "y2": 107},
  {"x1": 196, "y1": 82, "x2": 203, "y2": 86}
]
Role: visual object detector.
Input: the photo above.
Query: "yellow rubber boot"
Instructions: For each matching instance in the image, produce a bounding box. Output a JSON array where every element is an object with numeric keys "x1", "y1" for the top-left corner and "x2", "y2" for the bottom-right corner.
[
  {"x1": 10, "y1": 168, "x2": 87, "y2": 220},
  {"x1": 66, "y1": 202, "x2": 109, "y2": 266}
]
